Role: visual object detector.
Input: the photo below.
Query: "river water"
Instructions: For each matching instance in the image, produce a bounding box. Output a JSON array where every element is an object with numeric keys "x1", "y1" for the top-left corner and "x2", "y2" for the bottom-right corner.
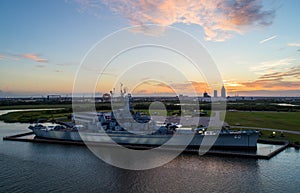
[{"x1": 0, "y1": 111, "x2": 299, "y2": 192}]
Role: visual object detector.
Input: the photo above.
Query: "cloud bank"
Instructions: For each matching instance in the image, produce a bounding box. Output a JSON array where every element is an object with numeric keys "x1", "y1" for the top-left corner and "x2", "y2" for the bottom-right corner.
[
  {"x1": 226, "y1": 58, "x2": 300, "y2": 92},
  {"x1": 23, "y1": 54, "x2": 48, "y2": 63},
  {"x1": 0, "y1": 53, "x2": 48, "y2": 63},
  {"x1": 75, "y1": 0, "x2": 275, "y2": 41}
]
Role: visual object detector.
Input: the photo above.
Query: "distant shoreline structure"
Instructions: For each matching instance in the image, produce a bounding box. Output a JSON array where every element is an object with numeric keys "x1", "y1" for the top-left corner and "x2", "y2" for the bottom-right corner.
[
  {"x1": 1, "y1": 95, "x2": 300, "y2": 103},
  {"x1": 1, "y1": 90, "x2": 300, "y2": 99}
]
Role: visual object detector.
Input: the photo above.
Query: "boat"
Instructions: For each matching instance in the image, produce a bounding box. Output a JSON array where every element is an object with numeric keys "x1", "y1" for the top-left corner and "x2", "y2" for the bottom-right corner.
[
  {"x1": 28, "y1": 87, "x2": 260, "y2": 150},
  {"x1": 28, "y1": 121, "x2": 259, "y2": 150}
]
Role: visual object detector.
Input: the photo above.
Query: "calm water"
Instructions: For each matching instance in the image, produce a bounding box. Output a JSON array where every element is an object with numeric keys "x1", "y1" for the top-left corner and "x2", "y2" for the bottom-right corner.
[{"x1": 0, "y1": 121, "x2": 299, "y2": 192}]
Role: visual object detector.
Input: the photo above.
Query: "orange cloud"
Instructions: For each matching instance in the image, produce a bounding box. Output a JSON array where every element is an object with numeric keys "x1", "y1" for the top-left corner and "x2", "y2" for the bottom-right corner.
[
  {"x1": 132, "y1": 81, "x2": 175, "y2": 95},
  {"x1": 75, "y1": 0, "x2": 274, "y2": 41},
  {"x1": 239, "y1": 80, "x2": 300, "y2": 92},
  {"x1": 23, "y1": 53, "x2": 48, "y2": 63},
  {"x1": 130, "y1": 80, "x2": 210, "y2": 95},
  {"x1": 226, "y1": 65, "x2": 300, "y2": 92}
]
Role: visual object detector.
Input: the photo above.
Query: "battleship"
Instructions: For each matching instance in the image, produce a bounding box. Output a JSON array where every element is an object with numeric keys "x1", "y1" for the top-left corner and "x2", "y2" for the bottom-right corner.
[
  {"x1": 29, "y1": 121, "x2": 260, "y2": 149},
  {"x1": 28, "y1": 87, "x2": 260, "y2": 150}
]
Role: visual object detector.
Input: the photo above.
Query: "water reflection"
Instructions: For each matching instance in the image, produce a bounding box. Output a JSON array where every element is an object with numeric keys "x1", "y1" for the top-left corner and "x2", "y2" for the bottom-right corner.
[{"x1": 0, "y1": 121, "x2": 299, "y2": 192}]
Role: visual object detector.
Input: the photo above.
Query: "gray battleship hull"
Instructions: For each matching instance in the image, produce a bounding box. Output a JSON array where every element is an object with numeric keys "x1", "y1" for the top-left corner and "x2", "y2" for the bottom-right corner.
[{"x1": 32, "y1": 129, "x2": 259, "y2": 149}]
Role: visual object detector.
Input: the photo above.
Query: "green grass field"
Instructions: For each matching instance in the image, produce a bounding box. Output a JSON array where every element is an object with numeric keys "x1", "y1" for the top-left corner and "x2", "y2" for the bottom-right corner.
[
  {"x1": 0, "y1": 104, "x2": 72, "y2": 110},
  {"x1": 1, "y1": 109, "x2": 299, "y2": 131},
  {"x1": 0, "y1": 110, "x2": 72, "y2": 123},
  {"x1": 258, "y1": 130, "x2": 300, "y2": 143},
  {"x1": 225, "y1": 111, "x2": 300, "y2": 132}
]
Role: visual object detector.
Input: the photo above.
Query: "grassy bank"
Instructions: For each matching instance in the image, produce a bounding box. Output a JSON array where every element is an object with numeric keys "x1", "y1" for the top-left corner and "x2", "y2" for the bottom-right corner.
[
  {"x1": 0, "y1": 104, "x2": 72, "y2": 110},
  {"x1": 0, "y1": 109, "x2": 72, "y2": 123},
  {"x1": 258, "y1": 130, "x2": 299, "y2": 143},
  {"x1": 225, "y1": 111, "x2": 300, "y2": 132},
  {"x1": 224, "y1": 111, "x2": 300, "y2": 144}
]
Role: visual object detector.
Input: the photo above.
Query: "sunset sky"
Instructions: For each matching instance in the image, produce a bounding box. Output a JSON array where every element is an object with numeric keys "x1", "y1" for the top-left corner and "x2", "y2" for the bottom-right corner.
[{"x1": 0, "y1": 0, "x2": 300, "y2": 97}]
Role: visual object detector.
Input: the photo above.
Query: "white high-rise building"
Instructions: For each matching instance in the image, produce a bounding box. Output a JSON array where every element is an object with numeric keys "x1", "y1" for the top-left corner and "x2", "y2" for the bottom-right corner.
[{"x1": 221, "y1": 86, "x2": 226, "y2": 98}]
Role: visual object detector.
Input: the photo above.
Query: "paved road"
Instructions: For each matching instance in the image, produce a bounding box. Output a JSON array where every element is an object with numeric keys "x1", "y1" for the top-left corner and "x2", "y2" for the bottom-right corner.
[{"x1": 231, "y1": 126, "x2": 300, "y2": 135}]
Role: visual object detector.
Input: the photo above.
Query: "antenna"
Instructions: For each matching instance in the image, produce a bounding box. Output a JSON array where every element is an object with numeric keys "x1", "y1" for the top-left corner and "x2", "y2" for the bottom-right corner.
[{"x1": 120, "y1": 83, "x2": 123, "y2": 96}]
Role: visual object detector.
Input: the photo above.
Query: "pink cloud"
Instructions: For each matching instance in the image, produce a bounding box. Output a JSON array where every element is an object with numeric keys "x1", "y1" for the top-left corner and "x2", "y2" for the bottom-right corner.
[
  {"x1": 23, "y1": 53, "x2": 48, "y2": 63},
  {"x1": 74, "y1": 0, "x2": 274, "y2": 41}
]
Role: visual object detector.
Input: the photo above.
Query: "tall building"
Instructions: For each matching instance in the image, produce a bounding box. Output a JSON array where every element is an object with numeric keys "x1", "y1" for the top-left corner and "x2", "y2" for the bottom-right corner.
[
  {"x1": 221, "y1": 86, "x2": 226, "y2": 98},
  {"x1": 213, "y1": 90, "x2": 218, "y2": 98}
]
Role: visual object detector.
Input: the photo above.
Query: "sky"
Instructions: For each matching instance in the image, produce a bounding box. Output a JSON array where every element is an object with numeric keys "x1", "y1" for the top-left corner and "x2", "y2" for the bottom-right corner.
[{"x1": 0, "y1": 0, "x2": 300, "y2": 97}]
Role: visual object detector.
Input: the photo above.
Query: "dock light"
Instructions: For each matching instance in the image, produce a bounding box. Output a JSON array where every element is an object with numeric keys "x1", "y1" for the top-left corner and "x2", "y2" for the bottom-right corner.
[{"x1": 272, "y1": 132, "x2": 276, "y2": 136}]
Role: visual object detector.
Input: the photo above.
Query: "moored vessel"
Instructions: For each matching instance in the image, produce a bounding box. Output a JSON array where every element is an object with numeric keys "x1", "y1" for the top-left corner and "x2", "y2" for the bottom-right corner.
[
  {"x1": 28, "y1": 120, "x2": 259, "y2": 150},
  {"x1": 28, "y1": 88, "x2": 260, "y2": 150}
]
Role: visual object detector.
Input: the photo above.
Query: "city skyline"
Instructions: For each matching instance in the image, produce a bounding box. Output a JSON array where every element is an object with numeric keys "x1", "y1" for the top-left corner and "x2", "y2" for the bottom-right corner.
[{"x1": 1, "y1": 0, "x2": 300, "y2": 97}]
